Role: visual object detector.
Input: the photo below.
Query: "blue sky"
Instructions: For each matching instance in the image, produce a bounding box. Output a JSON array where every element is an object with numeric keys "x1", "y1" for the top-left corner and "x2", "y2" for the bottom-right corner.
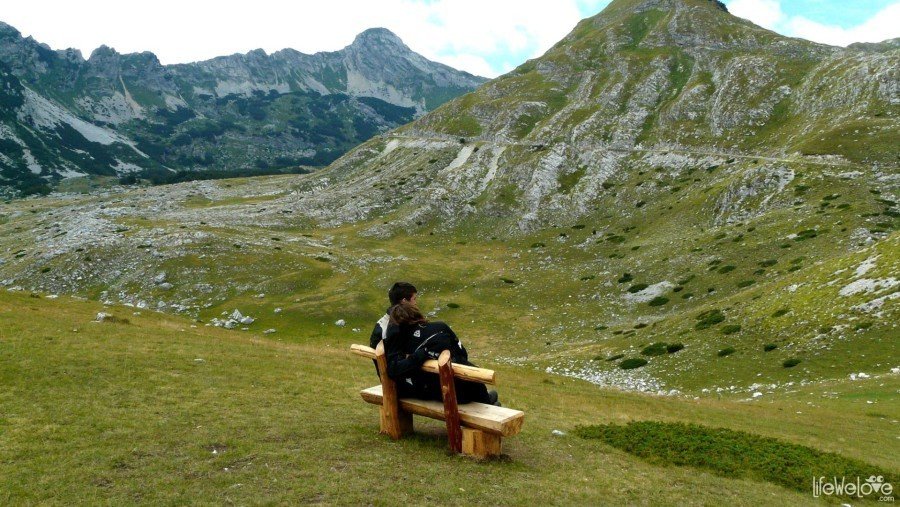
[{"x1": 1, "y1": 0, "x2": 897, "y2": 78}]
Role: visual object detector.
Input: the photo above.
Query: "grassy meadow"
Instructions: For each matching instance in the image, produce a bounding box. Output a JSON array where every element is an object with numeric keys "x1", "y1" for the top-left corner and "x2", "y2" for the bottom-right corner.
[{"x1": 1, "y1": 290, "x2": 897, "y2": 505}]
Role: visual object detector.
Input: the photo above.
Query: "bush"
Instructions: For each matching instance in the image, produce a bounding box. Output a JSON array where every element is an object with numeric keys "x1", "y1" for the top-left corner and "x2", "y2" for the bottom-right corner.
[
  {"x1": 763, "y1": 343, "x2": 778, "y2": 352},
  {"x1": 758, "y1": 259, "x2": 778, "y2": 267},
  {"x1": 620, "y1": 358, "x2": 648, "y2": 370},
  {"x1": 606, "y1": 353, "x2": 625, "y2": 362},
  {"x1": 627, "y1": 283, "x2": 649, "y2": 293},
  {"x1": 640, "y1": 343, "x2": 668, "y2": 357},
  {"x1": 717, "y1": 265, "x2": 736, "y2": 274},
  {"x1": 500, "y1": 278, "x2": 516, "y2": 284},
  {"x1": 721, "y1": 325, "x2": 742, "y2": 335},
  {"x1": 717, "y1": 347, "x2": 736, "y2": 357},
  {"x1": 530, "y1": 242, "x2": 545, "y2": 248},
  {"x1": 648, "y1": 297, "x2": 669, "y2": 307},
  {"x1": 575, "y1": 421, "x2": 891, "y2": 496},
  {"x1": 666, "y1": 343, "x2": 684, "y2": 354},
  {"x1": 446, "y1": 303, "x2": 460, "y2": 309},
  {"x1": 695, "y1": 309, "x2": 725, "y2": 330},
  {"x1": 737, "y1": 280, "x2": 755, "y2": 288},
  {"x1": 618, "y1": 273, "x2": 634, "y2": 283},
  {"x1": 771, "y1": 308, "x2": 790, "y2": 318},
  {"x1": 782, "y1": 358, "x2": 801, "y2": 368}
]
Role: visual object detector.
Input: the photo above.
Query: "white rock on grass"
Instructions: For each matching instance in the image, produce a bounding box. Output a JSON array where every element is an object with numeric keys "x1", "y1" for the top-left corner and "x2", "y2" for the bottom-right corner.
[
  {"x1": 230, "y1": 309, "x2": 243, "y2": 321},
  {"x1": 335, "y1": 319, "x2": 346, "y2": 327},
  {"x1": 240, "y1": 316, "x2": 254, "y2": 325},
  {"x1": 94, "y1": 312, "x2": 111, "y2": 322},
  {"x1": 263, "y1": 329, "x2": 276, "y2": 335},
  {"x1": 551, "y1": 430, "x2": 566, "y2": 436},
  {"x1": 274, "y1": 308, "x2": 282, "y2": 314},
  {"x1": 224, "y1": 320, "x2": 238, "y2": 329},
  {"x1": 159, "y1": 282, "x2": 173, "y2": 291}
]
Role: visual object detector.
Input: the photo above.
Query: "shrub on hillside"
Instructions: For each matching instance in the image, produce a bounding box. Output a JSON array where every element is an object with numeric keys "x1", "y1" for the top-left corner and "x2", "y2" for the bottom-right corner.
[
  {"x1": 640, "y1": 343, "x2": 668, "y2": 357},
  {"x1": 666, "y1": 343, "x2": 684, "y2": 354},
  {"x1": 619, "y1": 358, "x2": 648, "y2": 370},
  {"x1": 717, "y1": 347, "x2": 736, "y2": 357}
]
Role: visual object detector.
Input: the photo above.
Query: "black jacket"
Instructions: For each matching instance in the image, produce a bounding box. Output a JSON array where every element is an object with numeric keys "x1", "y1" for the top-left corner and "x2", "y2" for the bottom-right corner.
[{"x1": 383, "y1": 321, "x2": 472, "y2": 380}]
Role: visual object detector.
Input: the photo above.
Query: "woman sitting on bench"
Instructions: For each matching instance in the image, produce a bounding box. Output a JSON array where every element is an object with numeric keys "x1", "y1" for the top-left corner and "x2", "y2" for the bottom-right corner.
[{"x1": 383, "y1": 301, "x2": 499, "y2": 406}]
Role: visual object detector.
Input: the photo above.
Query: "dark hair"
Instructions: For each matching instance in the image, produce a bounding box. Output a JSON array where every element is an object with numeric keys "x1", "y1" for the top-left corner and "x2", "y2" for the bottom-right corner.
[
  {"x1": 389, "y1": 301, "x2": 428, "y2": 326},
  {"x1": 388, "y1": 282, "x2": 417, "y2": 305}
]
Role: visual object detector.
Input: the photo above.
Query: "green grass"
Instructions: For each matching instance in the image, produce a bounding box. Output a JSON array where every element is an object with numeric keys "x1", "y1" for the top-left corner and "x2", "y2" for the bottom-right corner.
[
  {"x1": 576, "y1": 421, "x2": 896, "y2": 498},
  {"x1": 7, "y1": 290, "x2": 897, "y2": 504}
]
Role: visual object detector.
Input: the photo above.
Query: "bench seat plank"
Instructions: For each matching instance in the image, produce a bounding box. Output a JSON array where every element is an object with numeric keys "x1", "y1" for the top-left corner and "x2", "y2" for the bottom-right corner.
[{"x1": 360, "y1": 385, "x2": 524, "y2": 437}]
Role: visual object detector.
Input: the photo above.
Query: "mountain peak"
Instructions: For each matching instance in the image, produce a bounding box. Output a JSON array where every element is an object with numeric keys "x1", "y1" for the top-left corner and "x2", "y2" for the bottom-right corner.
[
  {"x1": 88, "y1": 45, "x2": 119, "y2": 60},
  {"x1": 351, "y1": 28, "x2": 408, "y2": 50},
  {"x1": 0, "y1": 20, "x2": 21, "y2": 38}
]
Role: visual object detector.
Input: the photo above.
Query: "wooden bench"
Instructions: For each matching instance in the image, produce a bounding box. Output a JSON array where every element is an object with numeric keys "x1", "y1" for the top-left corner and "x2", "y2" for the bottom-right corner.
[{"x1": 350, "y1": 343, "x2": 525, "y2": 458}]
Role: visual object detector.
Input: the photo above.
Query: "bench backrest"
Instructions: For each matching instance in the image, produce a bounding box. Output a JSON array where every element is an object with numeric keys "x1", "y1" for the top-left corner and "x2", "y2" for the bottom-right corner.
[{"x1": 349, "y1": 343, "x2": 496, "y2": 384}]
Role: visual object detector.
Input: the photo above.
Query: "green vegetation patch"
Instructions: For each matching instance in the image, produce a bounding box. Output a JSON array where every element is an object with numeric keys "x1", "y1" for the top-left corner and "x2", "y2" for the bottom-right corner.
[
  {"x1": 666, "y1": 343, "x2": 684, "y2": 354},
  {"x1": 641, "y1": 343, "x2": 669, "y2": 357},
  {"x1": 648, "y1": 297, "x2": 669, "y2": 307},
  {"x1": 620, "y1": 358, "x2": 649, "y2": 370},
  {"x1": 575, "y1": 421, "x2": 892, "y2": 497},
  {"x1": 783, "y1": 358, "x2": 802, "y2": 368},
  {"x1": 695, "y1": 309, "x2": 725, "y2": 330},
  {"x1": 721, "y1": 325, "x2": 742, "y2": 335}
]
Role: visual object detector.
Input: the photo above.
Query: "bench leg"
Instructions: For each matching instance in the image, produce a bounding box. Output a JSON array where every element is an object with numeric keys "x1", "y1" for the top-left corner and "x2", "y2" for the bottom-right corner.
[
  {"x1": 380, "y1": 407, "x2": 413, "y2": 438},
  {"x1": 461, "y1": 428, "x2": 501, "y2": 458}
]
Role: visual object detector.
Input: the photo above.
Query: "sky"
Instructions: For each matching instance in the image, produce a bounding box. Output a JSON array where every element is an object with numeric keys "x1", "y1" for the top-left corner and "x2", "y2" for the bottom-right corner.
[{"x1": 1, "y1": 0, "x2": 898, "y2": 78}]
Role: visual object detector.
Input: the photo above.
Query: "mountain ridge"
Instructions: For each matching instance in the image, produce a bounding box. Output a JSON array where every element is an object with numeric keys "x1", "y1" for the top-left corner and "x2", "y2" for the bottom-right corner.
[{"x1": 0, "y1": 22, "x2": 486, "y2": 196}]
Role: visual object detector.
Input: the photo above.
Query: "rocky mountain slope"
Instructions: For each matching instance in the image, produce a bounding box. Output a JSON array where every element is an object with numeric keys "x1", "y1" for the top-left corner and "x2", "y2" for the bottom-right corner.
[
  {"x1": 296, "y1": 0, "x2": 897, "y2": 232},
  {"x1": 0, "y1": 0, "x2": 896, "y2": 396},
  {"x1": 0, "y1": 23, "x2": 485, "y2": 196}
]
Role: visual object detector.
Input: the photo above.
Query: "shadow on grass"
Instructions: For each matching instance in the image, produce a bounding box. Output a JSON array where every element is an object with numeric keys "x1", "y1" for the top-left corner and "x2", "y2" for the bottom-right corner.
[{"x1": 576, "y1": 421, "x2": 896, "y2": 498}]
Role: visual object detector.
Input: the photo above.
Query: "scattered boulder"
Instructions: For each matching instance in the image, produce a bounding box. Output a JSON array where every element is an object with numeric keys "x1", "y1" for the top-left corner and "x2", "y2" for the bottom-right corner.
[
  {"x1": 263, "y1": 329, "x2": 276, "y2": 335},
  {"x1": 335, "y1": 319, "x2": 346, "y2": 327},
  {"x1": 159, "y1": 282, "x2": 173, "y2": 291}
]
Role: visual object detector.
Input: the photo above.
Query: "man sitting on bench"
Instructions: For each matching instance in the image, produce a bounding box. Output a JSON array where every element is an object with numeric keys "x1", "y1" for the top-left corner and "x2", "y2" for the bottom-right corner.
[{"x1": 370, "y1": 282, "x2": 499, "y2": 406}]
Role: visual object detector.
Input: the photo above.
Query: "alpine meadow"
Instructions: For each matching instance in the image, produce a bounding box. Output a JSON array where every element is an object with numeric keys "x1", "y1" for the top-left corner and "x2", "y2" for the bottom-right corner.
[{"x1": 0, "y1": 0, "x2": 897, "y2": 505}]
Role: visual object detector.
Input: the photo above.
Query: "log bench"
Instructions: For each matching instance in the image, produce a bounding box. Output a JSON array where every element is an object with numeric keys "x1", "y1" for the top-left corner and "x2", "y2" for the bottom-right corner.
[{"x1": 350, "y1": 343, "x2": 525, "y2": 458}]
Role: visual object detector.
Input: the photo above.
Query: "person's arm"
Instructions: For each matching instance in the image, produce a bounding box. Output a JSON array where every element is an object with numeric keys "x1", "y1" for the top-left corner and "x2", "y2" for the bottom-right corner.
[
  {"x1": 384, "y1": 324, "x2": 428, "y2": 379},
  {"x1": 369, "y1": 324, "x2": 382, "y2": 350}
]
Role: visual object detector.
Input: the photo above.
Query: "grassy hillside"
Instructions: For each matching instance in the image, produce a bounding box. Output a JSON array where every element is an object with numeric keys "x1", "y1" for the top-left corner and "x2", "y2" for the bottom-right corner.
[{"x1": 1, "y1": 290, "x2": 896, "y2": 504}]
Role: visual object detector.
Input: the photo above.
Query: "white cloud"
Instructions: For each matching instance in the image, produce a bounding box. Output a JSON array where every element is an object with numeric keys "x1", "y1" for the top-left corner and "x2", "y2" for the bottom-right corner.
[
  {"x1": 726, "y1": 0, "x2": 900, "y2": 47},
  {"x1": 785, "y1": 3, "x2": 900, "y2": 46},
  {"x1": 727, "y1": 0, "x2": 786, "y2": 30},
  {"x1": 0, "y1": 0, "x2": 603, "y2": 78}
]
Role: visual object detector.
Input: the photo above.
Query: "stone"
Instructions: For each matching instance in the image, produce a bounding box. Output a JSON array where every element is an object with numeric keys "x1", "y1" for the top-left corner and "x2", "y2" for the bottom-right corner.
[{"x1": 335, "y1": 319, "x2": 346, "y2": 327}]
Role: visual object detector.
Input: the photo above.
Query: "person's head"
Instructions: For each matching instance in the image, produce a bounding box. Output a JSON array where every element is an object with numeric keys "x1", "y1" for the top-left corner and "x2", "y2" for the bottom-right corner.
[
  {"x1": 388, "y1": 282, "x2": 417, "y2": 306},
  {"x1": 389, "y1": 301, "x2": 427, "y2": 326}
]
